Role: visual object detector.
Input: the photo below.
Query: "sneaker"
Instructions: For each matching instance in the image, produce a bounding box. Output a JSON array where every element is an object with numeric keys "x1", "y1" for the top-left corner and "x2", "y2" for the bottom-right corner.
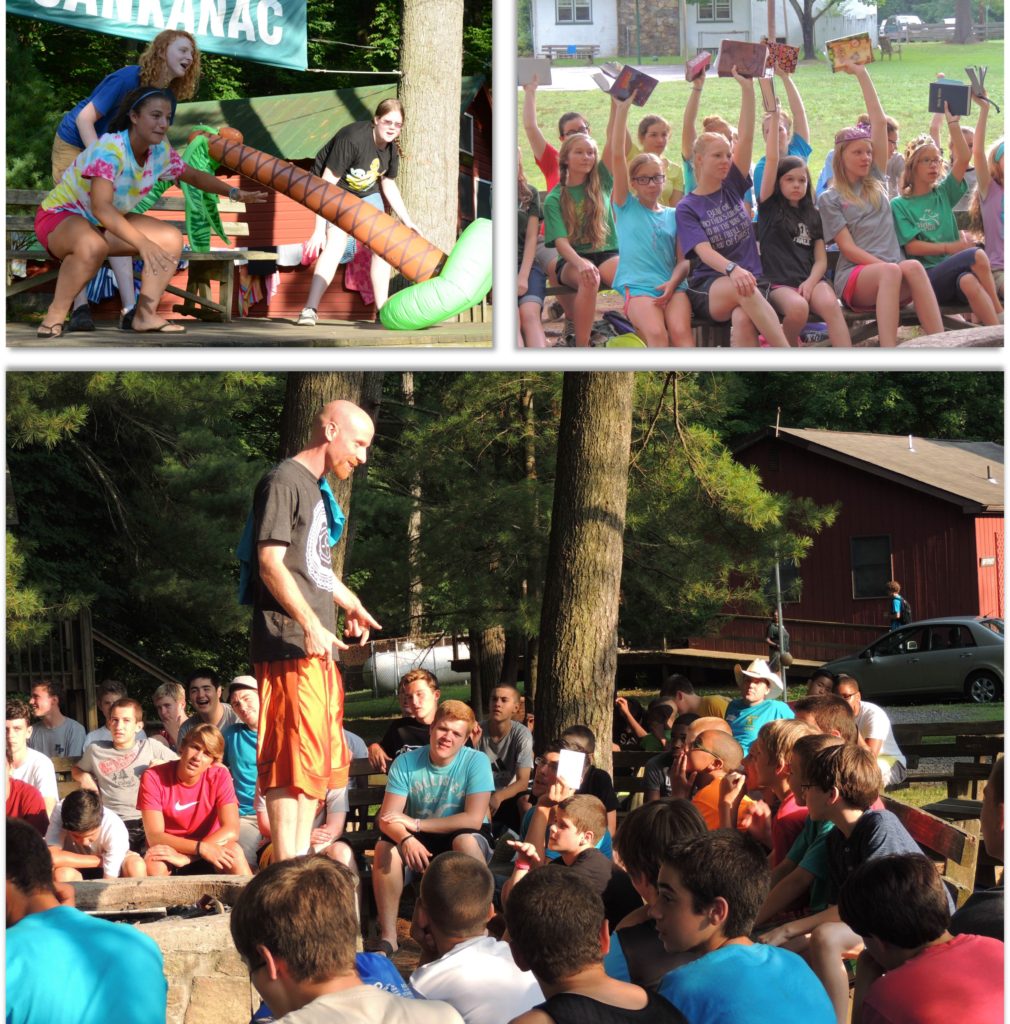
[
  {"x1": 68, "y1": 305, "x2": 95, "y2": 332},
  {"x1": 545, "y1": 299, "x2": 565, "y2": 322},
  {"x1": 562, "y1": 319, "x2": 576, "y2": 347},
  {"x1": 118, "y1": 307, "x2": 136, "y2": 331},
  {"x1": 296, "y1": 307, "x2": 318, "y2": 326},
  {"x1": 799, "y1": 330, "x2": 832, "y2": 346}
]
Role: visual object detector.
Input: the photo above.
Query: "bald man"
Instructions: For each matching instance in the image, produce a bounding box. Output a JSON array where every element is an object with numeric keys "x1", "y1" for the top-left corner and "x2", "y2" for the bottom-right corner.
[{"x1": 250, "y1": 400, "x2": 381, "y2": 862}]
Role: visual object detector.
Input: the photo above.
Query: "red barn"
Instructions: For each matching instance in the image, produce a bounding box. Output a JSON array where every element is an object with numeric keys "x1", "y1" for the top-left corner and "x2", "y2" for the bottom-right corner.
[{"x1": 692, "y1": 428, "x2": 1005, "y2": 665}]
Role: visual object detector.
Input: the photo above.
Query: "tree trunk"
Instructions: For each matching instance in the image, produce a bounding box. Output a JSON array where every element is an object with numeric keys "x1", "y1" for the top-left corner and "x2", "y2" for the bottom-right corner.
[
  {"x1": 521, "y1": 385, "x2": 542, "y2": 717},
  {"x1": 535, "y1": 372, "x2": 635, "y2": 777},
  {"x1": 800, "y1": 8, "x2": 816, "y2": 60},
  {"x1": 278, "y1": 372, "x2": 368, "y2": 585},
  {"x1": 767, "y1": 0, "x2": 776, "y2": 45},
  {"x1": 402, "y1": 373, "x2": 424, "y2": 638},
  {"x1": 501, "y1": 633, "x2": 521, "y2": 685},
  {"x1": 468, "y1": 626, "x2": 483, "y2": 721},
  {"x1": 395, "y1": 0, "x2": 464, "y2": 294},
  {"x1": 476, "y1": 625, "x2": 507, "y2": 710},
  {"x1": 953, "y1": 0, "x2": 973, "y2": 43},
  {"x1": 340, "y1": 372, "x2": 384, "y2": 575}
]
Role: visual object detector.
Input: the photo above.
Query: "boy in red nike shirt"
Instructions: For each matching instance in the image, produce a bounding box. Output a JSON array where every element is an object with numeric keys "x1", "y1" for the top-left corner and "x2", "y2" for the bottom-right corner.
[{"x1": 137, "y1": 723, "x2": 251, "y2": 876}]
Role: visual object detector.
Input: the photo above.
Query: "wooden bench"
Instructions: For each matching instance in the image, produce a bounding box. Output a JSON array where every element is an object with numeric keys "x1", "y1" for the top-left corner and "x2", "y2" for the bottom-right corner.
[
  {"x1": 892, "y1": 720, "x2": 1003, "y2": 797},
  {"x1": 342, "y1": 757, "x2": 390, "y2": 937},
  {"x1": 538, "y1": 197, "x2": 983, "y2": 345},
  {"x1": 51, "y1": 756, "x2": 82, "y2": 800},
  {"x1": 878, "y1": 35, "x2": 902, "y2": 59},
  {"x1": 541, "y1": 44, "x2": 601, "y2": 63},
  {"x1": 881, "y1": 795, "x2": 980, "y2": 907},
  {"x1": 6, "y1": 188, "x2": 276, "y2": 324}
]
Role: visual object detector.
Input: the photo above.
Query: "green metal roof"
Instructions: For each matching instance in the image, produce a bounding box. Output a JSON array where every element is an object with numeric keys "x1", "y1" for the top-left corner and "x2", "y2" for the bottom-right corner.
[{"x1": 168, "y1": 76, "x2": 487, "y2": 161}]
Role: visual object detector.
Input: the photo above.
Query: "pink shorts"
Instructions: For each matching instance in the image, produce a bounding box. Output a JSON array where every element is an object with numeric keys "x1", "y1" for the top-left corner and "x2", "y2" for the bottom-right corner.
[
  {"x1": 841, "y1": 264, "x2": 913, "y2": 313},
  {"x1": 33, "y1": 207, "x2": 92, "y2": 260}
]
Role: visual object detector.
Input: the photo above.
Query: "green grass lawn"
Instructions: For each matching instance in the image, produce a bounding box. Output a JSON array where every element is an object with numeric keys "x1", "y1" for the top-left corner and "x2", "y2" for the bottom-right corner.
[{"x1": 519, "y1": 42, "x2": 1004, "y2": 191}]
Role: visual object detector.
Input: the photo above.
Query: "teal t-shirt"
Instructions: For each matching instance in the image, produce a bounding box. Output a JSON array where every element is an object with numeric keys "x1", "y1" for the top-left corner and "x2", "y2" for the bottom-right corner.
[
  {"x1": 543, "y1": 163, "x2": 619, "y2": 254},
  {"x1": 725, "y1": 698, "x2": 795, "y2": 754},
  {"x1": 6, "y1": 905, "x2": 167, "y2": 1024},
  {"x1": 385, "y1": 744, "x2": 494, "y2": 820},
  {"x1": 612, "y1": 194, "x2": 683, "y2": 297},
  {"x1": 222, "y1": 722, "x2": 258, "y2": 816},
  {"x1": 890, "y1": 172, "x2": 968, "y2": 268},
  {"x1": 786, "y1": 815, "x2": 835, "y2": 914},
  {"x1": 658, "y1": 944, "x2": 835, "y2": 1024}
]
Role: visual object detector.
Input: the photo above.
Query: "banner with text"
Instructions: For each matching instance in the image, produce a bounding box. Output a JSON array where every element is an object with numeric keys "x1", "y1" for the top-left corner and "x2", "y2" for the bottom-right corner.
[{"x1": 8, "y1": 0, "x2": 307, "y2": 72}]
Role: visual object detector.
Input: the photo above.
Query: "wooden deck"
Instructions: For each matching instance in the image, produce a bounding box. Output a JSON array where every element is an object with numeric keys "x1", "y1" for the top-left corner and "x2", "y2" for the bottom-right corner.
[{"x1": 6, "y1": 315, "x2": 492, "y2": 348}]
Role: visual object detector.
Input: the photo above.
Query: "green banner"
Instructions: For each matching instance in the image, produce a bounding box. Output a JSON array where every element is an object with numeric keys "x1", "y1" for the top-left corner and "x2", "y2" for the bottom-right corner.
[{"x1": 7, "y1": 0, "x2": 307, "y2": 72}]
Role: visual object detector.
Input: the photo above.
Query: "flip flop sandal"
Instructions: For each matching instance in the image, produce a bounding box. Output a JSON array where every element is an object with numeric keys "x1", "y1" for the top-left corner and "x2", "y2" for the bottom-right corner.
[
  {"x1": 132, "y1": 322, "x2": 187, "y2": 334},
  {"x1": 36, "y1": 323, "x2": 65, "y2": 338},
  {"x1": 367, "y1": 939, "x2": 396, "y2": 958}
]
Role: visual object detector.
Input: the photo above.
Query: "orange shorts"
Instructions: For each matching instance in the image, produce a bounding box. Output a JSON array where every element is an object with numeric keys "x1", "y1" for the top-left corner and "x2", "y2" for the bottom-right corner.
[{"x1": 255, "y1": 657, "x2": 349, "y2": 801}]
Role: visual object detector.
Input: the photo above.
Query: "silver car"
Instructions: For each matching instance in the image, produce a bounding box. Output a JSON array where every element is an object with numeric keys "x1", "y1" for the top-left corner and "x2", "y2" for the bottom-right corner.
[{"x1": 820, "y1": 617, "x2": 1004, "y2": 704}]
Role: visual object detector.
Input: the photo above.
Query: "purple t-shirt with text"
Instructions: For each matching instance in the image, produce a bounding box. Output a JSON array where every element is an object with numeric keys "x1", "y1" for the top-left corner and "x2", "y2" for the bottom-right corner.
[{"x1": 675, "y1": 163, "x2": 762, "y2": 283}]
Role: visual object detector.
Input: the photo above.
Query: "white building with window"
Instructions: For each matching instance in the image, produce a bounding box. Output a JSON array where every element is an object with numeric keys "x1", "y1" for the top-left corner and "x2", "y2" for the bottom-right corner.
[{"x1": 529, "y1": 0, "x2": 876, "y2": 61}]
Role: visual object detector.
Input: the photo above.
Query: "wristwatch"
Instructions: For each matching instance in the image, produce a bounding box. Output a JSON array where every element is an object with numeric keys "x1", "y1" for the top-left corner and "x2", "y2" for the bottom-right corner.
[{"x1": 724, "y1": 262, "x2": 737, "y2": 275}]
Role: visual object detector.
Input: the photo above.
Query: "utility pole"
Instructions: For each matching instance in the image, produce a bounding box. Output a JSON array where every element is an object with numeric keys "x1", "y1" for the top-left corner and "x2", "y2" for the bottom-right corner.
[
  {"x1": 635, "y1": 0, "x2": 642, "y2": 64},
  {"x1": 774, "y1": 555, "x2": 787, "y2": 695}
]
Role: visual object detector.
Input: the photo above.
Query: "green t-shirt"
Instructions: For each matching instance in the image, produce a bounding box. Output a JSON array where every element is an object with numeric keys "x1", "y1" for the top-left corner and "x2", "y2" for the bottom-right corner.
[
  {"x1": 543, "y1": 163, "x2": 619, "y2": 254},
  {"x1": 640, "y1": 730, "x2": 671, "y2": 752},
  {"x1": 890, "y1": 172, "x2": 968, "y2": 268},
  {"x1": 519, "y1": 188, "x2": 543, "y2": 254},
  {"x1": 786, "y1": 815, "x2": 835, "y2": 914}
]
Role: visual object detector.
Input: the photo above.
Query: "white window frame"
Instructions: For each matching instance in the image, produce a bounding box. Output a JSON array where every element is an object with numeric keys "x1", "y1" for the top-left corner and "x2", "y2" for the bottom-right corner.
[
  {"x1": 476, "y1": 177, "x2": 492, "y2": 220},
  {"x1": 697, "y1": 0, "x2": 732, "y2": 21},
  {"x1": 556, "y1": 0, "x2": 592, "y2": 24},
  {"x1": 460, "y1": 112, "x2": 474, "y2": 156}
]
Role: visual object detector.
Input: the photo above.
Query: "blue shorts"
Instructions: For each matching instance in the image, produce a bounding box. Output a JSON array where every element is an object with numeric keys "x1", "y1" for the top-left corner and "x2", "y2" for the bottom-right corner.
[
  {"x1": 334, "y1": 191, "x2": 386, "y2": 264},
  {"x1": 925, "y1": 247, "x2": 977, "y2": 306},
  {"x1": 519, "y1": 259, "x2": 547, "y2": 308}
]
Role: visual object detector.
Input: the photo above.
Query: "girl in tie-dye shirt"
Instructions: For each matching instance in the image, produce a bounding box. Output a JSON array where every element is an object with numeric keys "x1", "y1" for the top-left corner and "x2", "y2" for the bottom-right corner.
[{"x1": 34, "y1": 87, "x2": 267, "y2": 339}]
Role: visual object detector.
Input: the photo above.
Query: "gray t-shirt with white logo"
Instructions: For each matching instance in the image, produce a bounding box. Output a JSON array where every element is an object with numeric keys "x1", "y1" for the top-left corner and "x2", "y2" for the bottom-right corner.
[
  {"x1": 27, "y1": 717, "x2": 87, "y2": 758},
  {"x1": 476, "y1": 720, "x2": 534, "y2": 791},
  {"x1": 77, "y1": 736, "x2": 177, "y2": 822}
]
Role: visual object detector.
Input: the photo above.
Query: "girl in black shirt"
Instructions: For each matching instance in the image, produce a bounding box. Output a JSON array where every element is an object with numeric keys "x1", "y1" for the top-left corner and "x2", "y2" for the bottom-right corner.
[
  {"x1": 758, "y1": 102, "x2": 851, "y2": 347},
  {"x1": 297, "y1": 99, "x2": 418, "y2": 324}
]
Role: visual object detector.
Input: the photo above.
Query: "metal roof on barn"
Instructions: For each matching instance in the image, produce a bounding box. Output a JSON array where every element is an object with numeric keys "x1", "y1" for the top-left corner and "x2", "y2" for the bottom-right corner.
[
  {"x1": 167, "y1": 76, "x2": 488, "y2": 161},
  {"x1": 735, "y1": 427, "x2": 1004, "y2": 513}
]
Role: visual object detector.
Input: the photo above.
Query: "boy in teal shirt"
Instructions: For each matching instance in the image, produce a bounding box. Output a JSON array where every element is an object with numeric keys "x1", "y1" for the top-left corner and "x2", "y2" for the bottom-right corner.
[{"x1": 725, "y1": 659, "x2": 794, "y2": 755}]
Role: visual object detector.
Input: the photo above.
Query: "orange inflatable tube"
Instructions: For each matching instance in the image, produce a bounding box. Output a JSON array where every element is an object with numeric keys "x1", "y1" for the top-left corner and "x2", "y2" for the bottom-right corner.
[{"x1": 190, "y1": 127, "x2": 446, "y2": 282}]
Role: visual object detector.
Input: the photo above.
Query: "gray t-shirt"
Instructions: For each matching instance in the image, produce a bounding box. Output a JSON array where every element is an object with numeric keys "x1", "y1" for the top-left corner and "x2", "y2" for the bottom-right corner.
[
  {"x1": 77, "y1": 736, "x2": 177, "y2": 822},
  {"x1": 250, "y1": 459, "x2": 338, "y2": 664},
  {"x1": 826, "y1": 809, "x2": 955, "y2": 912},
  {"x1": 950, "y1": 882, "x2": 1003, "y2": 941},
  {"x1": 645, "y1": 751, "x2": 673, "y2": 798},
  {"x1": 27, "y1": 718, "x2": 87, "y2": 759},
  {"x1": 476, "y1": 720, "x2": 534, "y2": 791},
  {"x1": 177, "y1": 705, "x2": 239, "y2": 748},
  {"x1": 819, "y1": 165, "x2": 903, "y2": 298}
]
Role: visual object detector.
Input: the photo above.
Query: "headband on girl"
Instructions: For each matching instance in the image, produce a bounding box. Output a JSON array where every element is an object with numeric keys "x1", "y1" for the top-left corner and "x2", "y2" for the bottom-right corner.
[
  {"x1": 907, "y1": 133, "x2": 939, "y2": 156},
  {"x1": 997, "y1": 142, "x2": 1005, "y2": 164},
  {"x1": 131, "y1": 90, "x2": 166, "y2": 110},
  {"x1": 836, "y1": 124, "x2": 872, "y2": 143}
]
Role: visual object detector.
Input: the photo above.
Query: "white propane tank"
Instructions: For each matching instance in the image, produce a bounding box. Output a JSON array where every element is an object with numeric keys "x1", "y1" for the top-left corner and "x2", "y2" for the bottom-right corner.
[{"x1": 362, "y1": 640, "x2": 471, "y2": 696}]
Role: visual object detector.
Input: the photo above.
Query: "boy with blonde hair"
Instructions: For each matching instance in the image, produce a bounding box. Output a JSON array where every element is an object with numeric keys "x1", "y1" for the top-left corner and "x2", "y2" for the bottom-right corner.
[{"x1": 373, "y1": 700, "x2": 495, "y2": 956}]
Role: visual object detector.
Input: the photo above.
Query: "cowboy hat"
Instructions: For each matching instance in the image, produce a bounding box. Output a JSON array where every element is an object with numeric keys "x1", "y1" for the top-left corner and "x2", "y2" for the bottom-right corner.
[{"x1": 733, "y1": 659, "x2": 784, "y2": 701}]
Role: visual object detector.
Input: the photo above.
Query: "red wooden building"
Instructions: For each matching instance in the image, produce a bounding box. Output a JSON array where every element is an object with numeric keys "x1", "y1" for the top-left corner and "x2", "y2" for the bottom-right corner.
[
  {"x1": 87, "y1": 78, "x2": 491, "y2": 323},
  {"x1": 691, "y1": 427, "x2": 1005, "y2": 665}
]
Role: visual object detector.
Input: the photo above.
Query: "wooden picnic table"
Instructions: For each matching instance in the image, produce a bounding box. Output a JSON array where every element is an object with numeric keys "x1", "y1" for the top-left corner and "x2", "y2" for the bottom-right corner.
[{"x1": 541, "y1": 44, "x2": 601, "y2": 63}]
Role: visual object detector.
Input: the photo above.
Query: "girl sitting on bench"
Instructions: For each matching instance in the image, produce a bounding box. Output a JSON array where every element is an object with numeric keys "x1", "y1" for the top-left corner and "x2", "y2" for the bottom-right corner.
[
  {"x1": 892, "y1": 116, "x2": 1003, "y2": 327},
  {"x1": 34, "y1": 88, "x2": 267, "y2": 338},
  {"x1": 518, "y1": 148, "x2": 548, "y2": 347},
  {"x1": 817, "y1": 64, "x2": 944, "y2": 347},
  {"x1": 967, "y1": 94, "x2": 1003, "y2": 301},
  {"x1": 628, "y1": 112, "x2": 684, "y2": 209}
]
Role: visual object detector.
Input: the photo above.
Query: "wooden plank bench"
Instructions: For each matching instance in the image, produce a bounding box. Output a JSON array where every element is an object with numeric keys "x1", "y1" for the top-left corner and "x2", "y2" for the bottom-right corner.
[
  {"x1": 51, "y1": 756, "x2": 82, "y2": 800},
  {"x1": 881, "y1": 794, "x2": 980, "y2": 907},
  {"x1": 538, "y1": 198, "x2": 983, "y2": 345},
  {"x1": 893, "y1": 720, "x2": 1004, "y2": 771},
  {"x1": 6, "y1": 188, "x2": 275, "y2": 324},
  {"x1": 541, "y1": 43, "x2": 601, "y2": 63}
]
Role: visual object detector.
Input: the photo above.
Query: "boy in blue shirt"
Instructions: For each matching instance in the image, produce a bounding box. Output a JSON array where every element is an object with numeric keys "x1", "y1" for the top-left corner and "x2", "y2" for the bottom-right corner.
[
  {"x1": 725, "y1": 660, "x2": 794, "y2": 754},
  {"x1": 372, "y1": 700, "x2": 494, "y2": 956},
  {"x1": 652, "y1": 829, "x2": 834, "y2": 1024},
  {"x1": 6, "y1": 817, "x2": 167, "y2": 1024}
]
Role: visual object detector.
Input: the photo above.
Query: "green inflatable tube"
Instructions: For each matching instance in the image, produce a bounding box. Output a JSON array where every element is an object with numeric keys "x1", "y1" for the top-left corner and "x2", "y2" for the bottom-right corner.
[{"x1": 380, "y1": 218, "x2": 492, "y2": 331}]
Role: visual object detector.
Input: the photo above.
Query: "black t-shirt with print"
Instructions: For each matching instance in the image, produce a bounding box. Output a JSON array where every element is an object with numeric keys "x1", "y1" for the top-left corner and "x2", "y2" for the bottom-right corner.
[
  {"x1": 581, "y1": 764, "x2": 621, "y2": 813},
  {"x1": 757, "y1": 193, "x2": 823, "y2": 288},
  {"x1": 250, "y1": 459, "x2": 336, "y2": 664},
  {"x1": 311, "y1": 120, "x2": 398, "y2": 198}
]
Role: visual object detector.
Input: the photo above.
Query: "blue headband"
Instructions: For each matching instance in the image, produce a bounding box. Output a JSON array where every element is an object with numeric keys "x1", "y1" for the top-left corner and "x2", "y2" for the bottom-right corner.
[
  {"x1": 131, "y1": 90, "x2": 167, "y2": 110},
  {"x1": 997, "y1": 142, "x2": 1005, "y2": 164}
]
